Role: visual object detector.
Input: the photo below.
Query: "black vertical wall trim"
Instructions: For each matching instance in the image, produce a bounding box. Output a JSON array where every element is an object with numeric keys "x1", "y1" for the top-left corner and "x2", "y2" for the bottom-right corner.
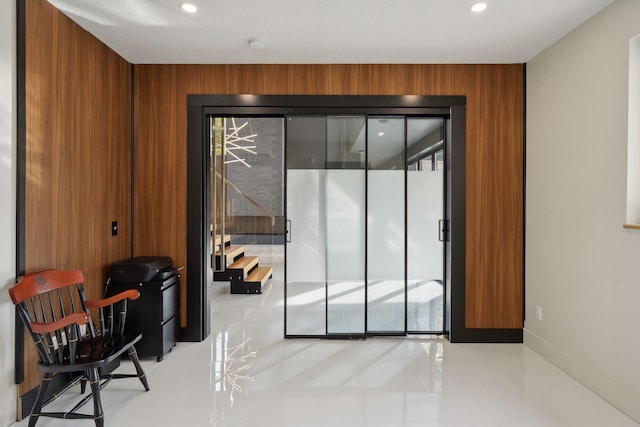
[
  {"x1": 130, "y1": 64, "x2": 135, "y2": 257},
  {"x1": 185, "y1": 104, "x2": 212, "y2": 342},
  {"x1": 522, "y1": 63, "x2": 527, "y2": 325},
  {"x1": 15, "y1": 0, "x2": 26, "y2": 385},
  {"x1": 448, "y1": 105, "x2": 467, "y2": 343}
]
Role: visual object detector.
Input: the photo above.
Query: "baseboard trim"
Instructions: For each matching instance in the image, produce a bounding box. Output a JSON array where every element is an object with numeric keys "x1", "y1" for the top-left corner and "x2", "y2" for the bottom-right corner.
[
  {"x1": 450, "y1": 327, "x2": 523, "y2": 343},
  {"x1": 524, "y1": 329, "x2": 640, "y2": 423}
]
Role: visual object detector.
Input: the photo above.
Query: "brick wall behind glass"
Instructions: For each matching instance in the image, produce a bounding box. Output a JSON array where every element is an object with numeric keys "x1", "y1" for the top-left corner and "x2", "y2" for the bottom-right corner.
[{"x1": 226, "y1": 118, "x2": 284, "y2": 219}]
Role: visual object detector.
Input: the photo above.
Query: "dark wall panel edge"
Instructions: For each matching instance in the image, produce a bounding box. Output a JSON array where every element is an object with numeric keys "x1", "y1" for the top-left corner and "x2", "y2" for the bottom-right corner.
[
  {"x1": 184, "y1": 104, "x2": 207, "y2": 342},
  {"x1": 15, "y1": 0, "x2": 26, "y2": 388},
  {"x1": 130, "y1": 64, "x2": 135, "y2": 258},
  {"x1": 522, "y1": 62, "x2": 527, "y2": 325}
]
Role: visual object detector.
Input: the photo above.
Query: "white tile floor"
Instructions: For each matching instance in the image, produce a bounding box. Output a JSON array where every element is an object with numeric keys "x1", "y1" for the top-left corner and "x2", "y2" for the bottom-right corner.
[{"x1": 16, "y1": 245, "x2": 639, "y2": 426}]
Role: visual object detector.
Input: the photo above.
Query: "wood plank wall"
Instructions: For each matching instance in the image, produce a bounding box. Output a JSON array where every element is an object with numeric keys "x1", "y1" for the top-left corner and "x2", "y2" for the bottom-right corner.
[
  {"x1": 133, "y1": 64, "x2": 524, "y2": 331},
  {"x1": 23, "y1": 0, "x2": 132, "y2": 394}
]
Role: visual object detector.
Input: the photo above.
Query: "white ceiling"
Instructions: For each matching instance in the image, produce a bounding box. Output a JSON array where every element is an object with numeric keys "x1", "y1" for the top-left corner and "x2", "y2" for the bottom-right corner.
[{"x1": 48, "y1": 0, "x2": 615, "y2": 64}]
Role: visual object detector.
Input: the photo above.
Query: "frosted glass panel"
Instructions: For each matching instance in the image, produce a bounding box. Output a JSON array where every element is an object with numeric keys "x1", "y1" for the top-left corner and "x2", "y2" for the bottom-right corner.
[
  {"x1": 367, "y1": 171, "x2": 405, "y2": 332},
  {"x1": 286, "y1": 169, "x2": 326, "y2": 335},
  {"x1": 407, "y1": 169, "x2": 444, "y2": 331},
  {"x1": 406, "y1": 117, "x2": 445, "y2": 332},
  {"x1": 367, "y1": 170, "x2": 405, "y2": 332},
  {"x1": 367, "y1": 116, "x2": 406, "y2": 333},
  {"x1": 327, "y1": 170, "x2": 365, "y2": 334}
]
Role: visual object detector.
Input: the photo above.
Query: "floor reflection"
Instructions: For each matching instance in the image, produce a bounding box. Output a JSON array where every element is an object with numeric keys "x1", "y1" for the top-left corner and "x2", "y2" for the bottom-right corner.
[{"x1": 213, "y1": 333, "x2": 256, "y2": 406}]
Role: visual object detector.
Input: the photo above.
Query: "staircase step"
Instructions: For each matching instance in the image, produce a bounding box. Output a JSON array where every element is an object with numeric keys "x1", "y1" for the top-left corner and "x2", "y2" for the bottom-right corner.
[
  {"x1": 227, "y1": 256, "x2": 258, "y2": 275},
  {"x1": 215, "y1": 245, "x2": 244, "y2": 260},
  {"x1": 245, "y1": 266, "x2": 273, "y2": 286},
  {"x1": 214, "y1": 234, "x2": 232, "y2": 246}
]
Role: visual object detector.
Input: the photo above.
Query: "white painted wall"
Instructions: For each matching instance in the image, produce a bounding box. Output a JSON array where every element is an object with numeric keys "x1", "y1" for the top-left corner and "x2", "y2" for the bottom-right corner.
[
  {"x1": 626, "y1": 34, "x2": 640, "y2": 224},
  {"x1": 0, "y1": 0, "x2": 17, "y2": 424},
  {"x1": 526, "y1": 0, "x2": 640, "y2": 422}
]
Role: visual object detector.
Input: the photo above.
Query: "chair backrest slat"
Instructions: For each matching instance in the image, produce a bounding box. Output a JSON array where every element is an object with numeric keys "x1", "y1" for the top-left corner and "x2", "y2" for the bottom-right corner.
[
  {"x1": 68, "y1": 286, "x2": 77, "y2": 314},
  {"x1": 46, "y1": 292, "x2": 58, "y2": 327},
  {"x1": 37, "y1": 295, "x2": 47, "y2": 323},
  {"x1": 117, "y1": 299, "x2": 127, "y2": 335},
  {"x1": 57, "y1": 288, "x2": 66, "y2": 317}
]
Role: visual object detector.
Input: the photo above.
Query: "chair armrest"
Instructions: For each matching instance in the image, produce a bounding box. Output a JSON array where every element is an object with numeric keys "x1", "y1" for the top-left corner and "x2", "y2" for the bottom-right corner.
[
  {"x1": 31, "y1": 312, "x2": 90, "y2": 334},
  {"x1": 86, "y1": 289, "x2": 140, "y2": 309}
]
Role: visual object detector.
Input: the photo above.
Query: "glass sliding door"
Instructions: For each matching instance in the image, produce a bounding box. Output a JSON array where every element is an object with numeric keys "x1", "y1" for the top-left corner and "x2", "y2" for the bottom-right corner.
[
  {"x1": 285, "y1": 116, "x2": 327, "y2": 336},
  {"x1": 285, "y1": 116, "x2": 366, "y2": 337},
  {"x1": 406, "y1": 118, "x2": 445, "y2": 332},
  {"x1": 367, "y1": 117, "x2": 406, "y2": 333},
  {"x1": 285, "y1": 113, "x2": 446, "y2": 337},
  {"x1": 326, "y1": 117, "x2": 366, "y2": 335}
]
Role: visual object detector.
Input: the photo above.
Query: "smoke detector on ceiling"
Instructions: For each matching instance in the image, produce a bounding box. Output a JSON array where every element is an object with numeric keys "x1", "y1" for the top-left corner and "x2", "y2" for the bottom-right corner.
[{"x1": 248, "y1": 38, "x2": 266, "y2": 50}]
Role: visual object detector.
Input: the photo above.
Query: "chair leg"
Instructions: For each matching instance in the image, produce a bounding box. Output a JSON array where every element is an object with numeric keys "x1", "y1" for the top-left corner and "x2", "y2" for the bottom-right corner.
[
  {"x1": 80, "y1": 377, "x2": 87, "y2": 394},
  {"x1": 127, "y1": 346, "x2": 150, "y2": 391},
  {"x1": 28, "y1": 372, "x2": 53, "y2": 427},
  {"x1": 87, "y1": 368, "x2": 104, "y2": 427}
]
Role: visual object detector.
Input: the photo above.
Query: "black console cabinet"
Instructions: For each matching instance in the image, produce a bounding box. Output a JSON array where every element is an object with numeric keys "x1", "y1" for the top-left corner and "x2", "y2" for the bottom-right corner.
[{"x1": 106, "y1": 274, "x2": 179, "y2": 361}]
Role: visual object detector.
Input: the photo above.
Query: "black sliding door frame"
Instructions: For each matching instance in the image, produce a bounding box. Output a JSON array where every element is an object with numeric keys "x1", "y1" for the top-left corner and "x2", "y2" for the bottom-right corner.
[{"x1": 186, "y1": 95, "x2": 466, "y2": 342}]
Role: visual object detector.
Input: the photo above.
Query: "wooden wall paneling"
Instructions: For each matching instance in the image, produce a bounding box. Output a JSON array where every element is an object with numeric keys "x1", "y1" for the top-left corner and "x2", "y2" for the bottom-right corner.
[
  {"x1": 327, "y1": 64, "x2": 376, "y2": 94},
  {"x1": 324, "y1": 64, "x2": 453, "y2": 96},
  {"x1": 460, "y1": 64, "x2": 524, "y2": 329},
  {"x1": 382, "y1": 65, "x2": 450, "y2": 96},
  {"x1": 287, "y1": 64, "x2": 330, "y2": 94},
  {"x1": 134, "y1": 64, "x2": 189, "y2": 326},
  {"x1": 133, "y1": 64, "x2": 524, "y2": 337},
  {"x1": 23, "y1": 0, "x2": 131, "y2": 397},
  {"x1": 223, "y1": 64, "x2": 266, "y2": 94},
  {"x1": 134, "y1": 64, "x2": 182, "y2": 258},
  {"x1": 491, "y1": 64, "x2": 524, "y2": 328}
]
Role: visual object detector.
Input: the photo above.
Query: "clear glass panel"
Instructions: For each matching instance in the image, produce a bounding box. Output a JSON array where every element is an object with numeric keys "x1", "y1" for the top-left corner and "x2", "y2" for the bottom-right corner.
[
  {"x1": 223, "y1": 118, "x2": 284, "y2": 245},
  {"x1": 407, "y1": 118, "x2": 445, "y2": 332},
  {"x1": 211, "y1": 117, "x2": 284, "y2": 273},
  {"x1": 326, "y1": 116, "x2": 366, "y2": 335},
  {"x1": 212, "y1": 117, "x2": 226, "y2": 271},
  {"x1": 367, "y1": 116, "x2": 405, "y2": 332},
  {"x1": 286, "y1": 117, "x2": 327, "y2": 335}
]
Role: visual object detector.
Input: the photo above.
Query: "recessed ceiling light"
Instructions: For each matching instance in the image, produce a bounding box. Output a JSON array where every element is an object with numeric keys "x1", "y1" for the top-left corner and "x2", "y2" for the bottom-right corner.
[
  {"x1": 180, "y1": 2, "x2": 198, "y2": 13},
  {"x1": 469, "y1": 2, "x2": 487, "y2": 13}
]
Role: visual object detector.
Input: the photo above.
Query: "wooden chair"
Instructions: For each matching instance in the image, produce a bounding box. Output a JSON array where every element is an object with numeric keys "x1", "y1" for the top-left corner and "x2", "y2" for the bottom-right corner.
[{"x1": 9, "y1": 269, "x2": 150, "y2": 427}]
